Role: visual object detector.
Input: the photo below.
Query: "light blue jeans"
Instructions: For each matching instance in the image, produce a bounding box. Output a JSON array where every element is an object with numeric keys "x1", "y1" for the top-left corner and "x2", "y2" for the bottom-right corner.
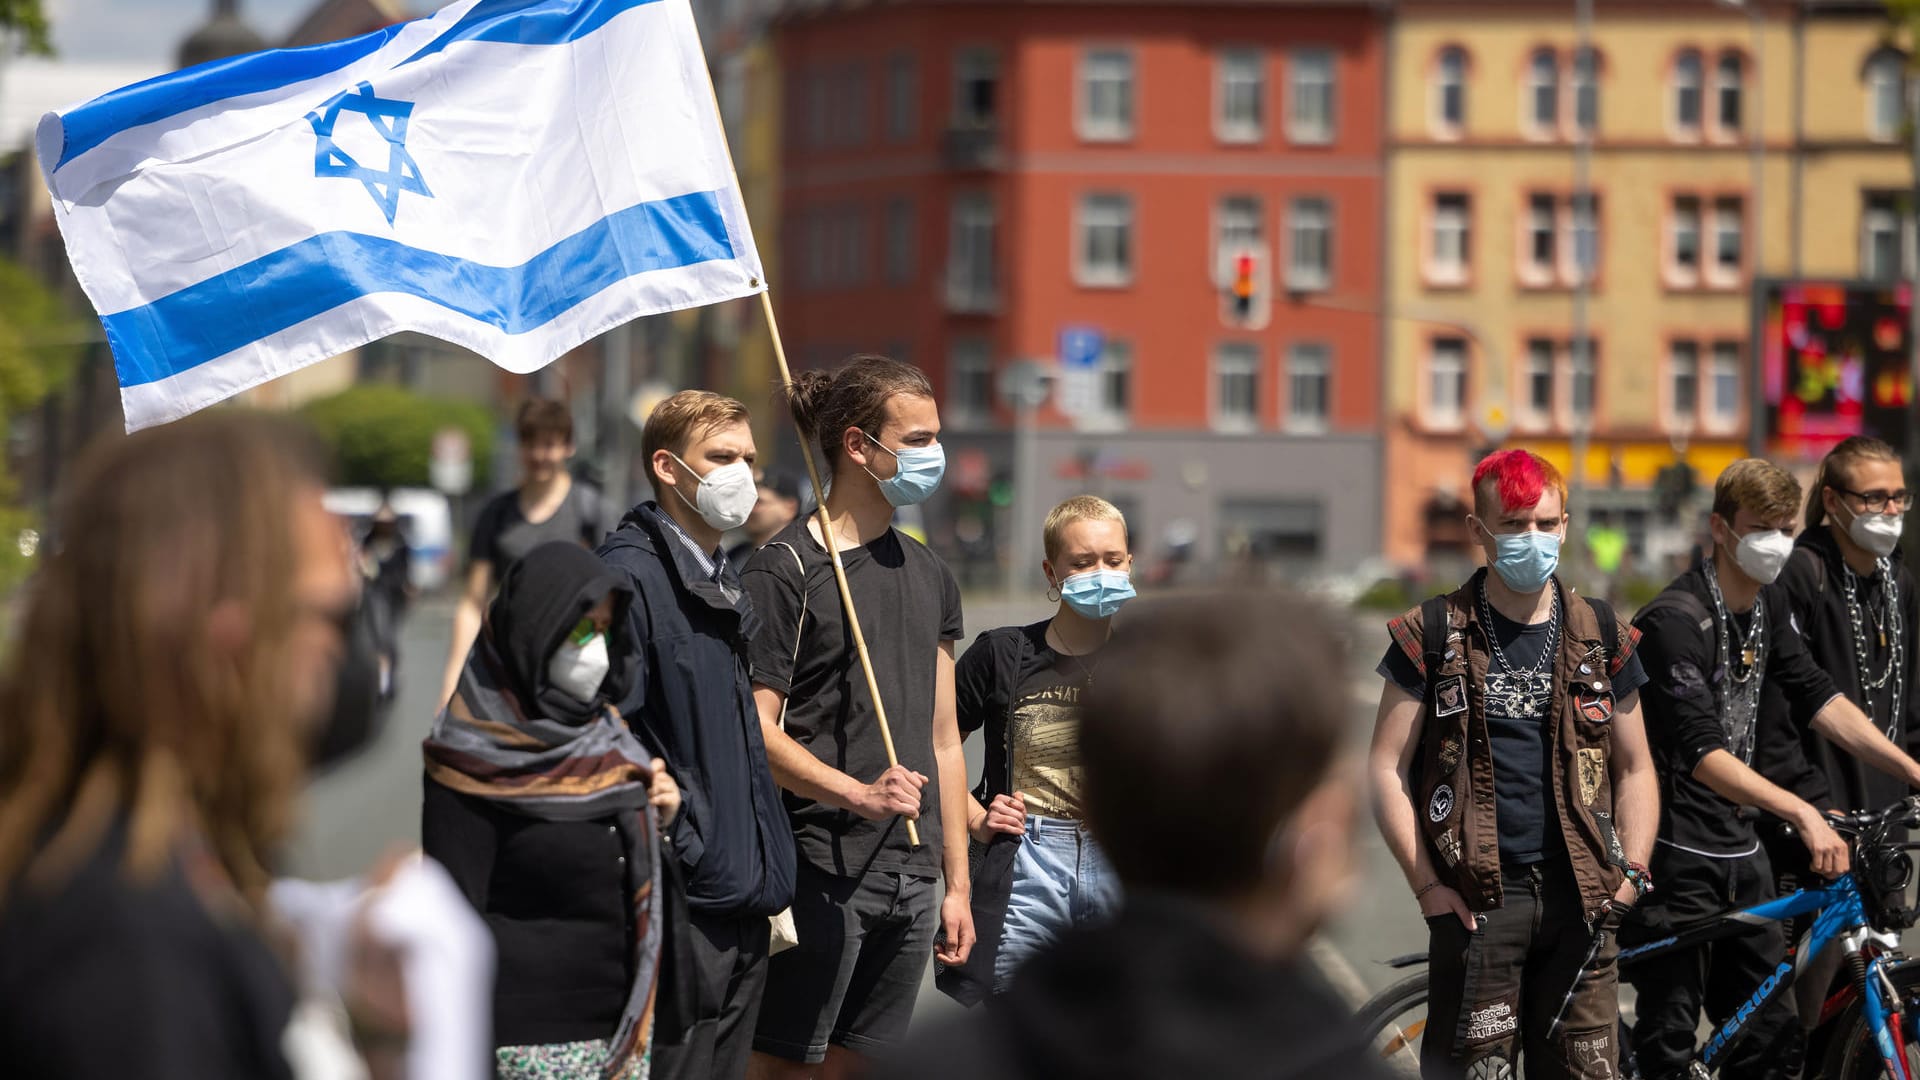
[{"x1": 992, "y1": 815, "x2": 1122, "y2": 992}]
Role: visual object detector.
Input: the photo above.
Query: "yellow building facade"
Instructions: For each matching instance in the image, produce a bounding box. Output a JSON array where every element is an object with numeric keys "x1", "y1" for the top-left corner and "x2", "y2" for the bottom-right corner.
[{"x1": 1382, "y1": 0, "x2": 1909, "y2": 568}]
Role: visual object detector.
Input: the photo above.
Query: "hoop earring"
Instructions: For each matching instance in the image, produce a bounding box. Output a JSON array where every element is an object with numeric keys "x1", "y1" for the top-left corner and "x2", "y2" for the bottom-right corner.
[{"x1": 1046, "y1": 586, "x2": 1061, "y2": 603}]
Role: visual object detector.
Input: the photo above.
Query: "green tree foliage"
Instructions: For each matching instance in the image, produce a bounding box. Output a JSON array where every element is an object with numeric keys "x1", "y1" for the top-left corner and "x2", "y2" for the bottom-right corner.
[
  {"x1": 0, "y1": 257, "x2": 82, "y2": 591},
  {"x1": 301, "y1": 384, "x2": 495, "y2": 492},
  {"x1": 0, "y1": 0, "x2": 53, "y2": 55}
]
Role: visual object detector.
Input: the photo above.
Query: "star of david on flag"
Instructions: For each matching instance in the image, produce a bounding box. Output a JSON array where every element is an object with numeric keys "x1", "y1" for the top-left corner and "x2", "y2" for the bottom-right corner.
[
  {"x1": 36, "y1": 0, "x2": 766, "y2": 431},
  {"x1": 308, "y1": 82, "x2": 432, "y2": 225}
]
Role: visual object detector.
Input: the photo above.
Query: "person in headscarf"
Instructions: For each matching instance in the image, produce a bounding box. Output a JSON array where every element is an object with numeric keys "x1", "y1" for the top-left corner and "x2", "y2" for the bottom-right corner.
[{"x1": 423, "y1": 541, "x2": 682, "y2": 1079}]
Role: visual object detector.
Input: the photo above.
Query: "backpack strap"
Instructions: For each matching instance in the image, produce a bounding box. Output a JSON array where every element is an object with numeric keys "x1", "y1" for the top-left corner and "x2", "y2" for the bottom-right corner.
[
  {"x1": 1631, "y1": 591, "x2": 1712, "y2": 635},
  {"x1": 1585, "y1": 595, "x2": 1619, "y2": 670},
  {"x1": 1792, "y1": 545, "x2": 1826, "y2": 595},
  {"x1": 765, "y1": 542, "x2": 809, "y2": 731},
  {"x1": 1420, "y1": 596, "x2": 1451, "y2": 681}
]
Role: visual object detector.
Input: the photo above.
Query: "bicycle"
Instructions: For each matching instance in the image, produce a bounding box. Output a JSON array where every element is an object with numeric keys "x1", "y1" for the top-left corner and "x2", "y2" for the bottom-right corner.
[{"x1": 1357, "y1": 797, "x2": 1920, "y2": 1079}]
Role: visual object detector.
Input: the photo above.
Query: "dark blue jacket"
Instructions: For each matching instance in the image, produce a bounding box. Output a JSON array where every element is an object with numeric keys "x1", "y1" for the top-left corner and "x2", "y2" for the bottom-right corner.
[{"x1": 597, "y1": 503, "x2": 796, "y2": 918}]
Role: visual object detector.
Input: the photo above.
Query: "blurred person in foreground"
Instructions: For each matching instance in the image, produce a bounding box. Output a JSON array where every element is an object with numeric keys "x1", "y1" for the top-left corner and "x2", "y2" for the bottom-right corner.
[
  {"x1": 0, "y1": 413, "x2": 394, "y2": 1078},
  {"x1": 440, "y1": 398, "x2": 604, "y2": 706},
  {"x1": 726, "y1": 469, "x2": 802, "y2": 576},
  {"x1": 879, "y1": 590, "x2": 1391, "y2": 1080},
  {"x1": 423, "y1": 541, "x2": 683, "y2": 1080},
  {"x1": 937, "y1": 495, "x2": 1133, "y2": 1004}
]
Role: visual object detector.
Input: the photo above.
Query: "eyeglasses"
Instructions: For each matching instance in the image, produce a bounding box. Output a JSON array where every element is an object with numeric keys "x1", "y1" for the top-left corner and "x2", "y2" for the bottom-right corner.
[
  {"x1": 1833, "y1": 486, "x2": 1915, "y2": 514},
  {"x1": 568, "y1": 617, "x2": 601, "y2": 646}
]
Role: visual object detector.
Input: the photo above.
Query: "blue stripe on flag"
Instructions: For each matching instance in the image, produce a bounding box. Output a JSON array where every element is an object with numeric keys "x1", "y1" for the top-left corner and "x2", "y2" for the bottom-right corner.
[
  {"x1": 54, "y1": 0, "x2": 665, "y2": 171},
  {"x1": 101, "y1": 189, "x2": 734, "y2": 389}
]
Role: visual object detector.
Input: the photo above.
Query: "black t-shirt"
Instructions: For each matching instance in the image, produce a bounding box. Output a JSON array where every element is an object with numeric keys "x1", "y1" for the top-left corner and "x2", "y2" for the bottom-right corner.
[
  {"x1": 744, "y1": 520, "x2": 964, "y2": 879},
  {"x1": 469, "y1": 483, "x2": 602, "y2": 575},
  {"x1": 1635, "y1": 565, "x2": 1842, "y2": 856},
  {"x1": 1002, "y1": 647, "x2": 1093, "y2": 820},
  {"x1": 1380, "y1": 604, "x2": 1648, "y2": 864}
]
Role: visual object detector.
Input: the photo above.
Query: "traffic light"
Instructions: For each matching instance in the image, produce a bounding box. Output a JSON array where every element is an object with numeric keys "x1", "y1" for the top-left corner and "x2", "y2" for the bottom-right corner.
[
  {"x1": 1233, "y1": 254, "x2": 1254, "y2": 320},
  {"x1": 1219, "y1": 250, "x2": 1269, "y2": 329}
]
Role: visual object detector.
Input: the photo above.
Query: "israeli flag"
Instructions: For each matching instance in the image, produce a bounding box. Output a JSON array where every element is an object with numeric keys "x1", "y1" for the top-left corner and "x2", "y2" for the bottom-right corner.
[{"x1": 38, "y1": 0, "x2": 763, "y2": 430}]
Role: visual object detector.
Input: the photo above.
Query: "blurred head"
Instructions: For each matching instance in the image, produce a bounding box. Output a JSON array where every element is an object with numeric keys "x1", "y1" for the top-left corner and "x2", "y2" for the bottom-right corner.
[
  {"x1": 1812, "y1": 437, "x2": 1909, "y2": 558},
  {"x1": 1080, "y1": 591, "x2": 1356, "y2": 956},
  {"x1": 515, "y1": 398, "x2": 575, "y2": 486},
  {"x1": 642, "y1": 390, "x2": 755, "y2": 504},
  {"x1": 1711, "y1": 458, "x2": 1802, "y2": 586},
  {"x1": 747, "y1": 472, "x2": 802, "y2": 543},
  {"x1": 785, "y1": 354, "x2": 940, "y2": 495},
  {"x1": 0, "y1": 413, "x2": 351, "y2": 903},
  {"x1": 1041, "y1": 495, "x2": 1132, "y2": 590}
]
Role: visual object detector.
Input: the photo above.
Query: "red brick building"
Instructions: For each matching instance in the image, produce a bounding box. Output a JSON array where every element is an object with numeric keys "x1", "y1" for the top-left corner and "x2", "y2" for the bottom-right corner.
[{"x1": 773, "y1": 1, "x2": 1386, "y2": 581}]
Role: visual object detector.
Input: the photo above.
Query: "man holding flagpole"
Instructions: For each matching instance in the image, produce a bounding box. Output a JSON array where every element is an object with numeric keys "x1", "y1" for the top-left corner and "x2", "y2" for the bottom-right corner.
[{"x1": 741, "y1": 354, "x2": 971, "y2": 1079}]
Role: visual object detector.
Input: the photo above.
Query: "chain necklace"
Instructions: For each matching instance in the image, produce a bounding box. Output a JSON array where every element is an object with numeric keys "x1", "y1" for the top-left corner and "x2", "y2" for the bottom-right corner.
[
  {"x1": 1704, "y1": 557, "x2": 1767, "y2": 764},
  {"x1": 1841, "y1": 558, "x2": 1906, "y2": 739},
  {"x1": 1478, "y1": 579, "x2": 1559, "y2": 716},
  {"x1": 1048, "y1": 625, "x2": 1103, "y2": 687}
]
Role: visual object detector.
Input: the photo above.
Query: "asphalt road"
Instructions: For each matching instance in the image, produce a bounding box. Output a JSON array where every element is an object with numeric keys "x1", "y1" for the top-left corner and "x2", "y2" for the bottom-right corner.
[{"x1": 281, "y1": 592, "x2": 1429, "y2": 1026}]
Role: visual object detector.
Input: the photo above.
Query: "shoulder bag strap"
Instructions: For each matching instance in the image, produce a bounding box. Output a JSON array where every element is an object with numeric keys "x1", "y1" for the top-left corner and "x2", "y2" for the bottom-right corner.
[{"x1": 766, "y1": 542, "x2": 809, "y2": 731}]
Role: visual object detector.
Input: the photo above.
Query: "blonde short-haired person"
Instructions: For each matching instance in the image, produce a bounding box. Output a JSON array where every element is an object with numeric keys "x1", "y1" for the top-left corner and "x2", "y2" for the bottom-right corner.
[{"x1": 938, "y1": 495, "x2": 1134, "y2": 1002}]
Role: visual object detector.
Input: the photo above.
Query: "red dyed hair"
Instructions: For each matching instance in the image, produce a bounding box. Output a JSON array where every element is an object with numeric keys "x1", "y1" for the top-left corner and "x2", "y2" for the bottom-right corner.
[{"x1": 1472, "y1": 450, "x2": 1568, "y2": 516}]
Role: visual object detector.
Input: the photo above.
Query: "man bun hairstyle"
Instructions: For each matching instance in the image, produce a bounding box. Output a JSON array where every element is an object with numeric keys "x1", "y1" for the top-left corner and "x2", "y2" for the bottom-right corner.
[
  {"x1": 641, "y1": 390, "x2": 751, "y2": 496},
  {"x1": 1471, "y1": 449, "x2": 1567, "y2": 518},
  {"x1": 516, "y1": 397, "x2": 574, "y2": 445},
  {"x1": 783, "y1": 353, "x2": 935, "y2": 468},
  {"x1": 1808, "y1": 435, "x2": 1902, "y2": 531},
  {"x1": 1713, "y1": 458, "x2": 1802, "y2": 526}
]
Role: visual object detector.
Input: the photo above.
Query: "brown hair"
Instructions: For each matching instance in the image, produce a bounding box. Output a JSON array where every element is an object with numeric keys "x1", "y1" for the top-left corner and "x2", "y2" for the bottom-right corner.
[
  {"x1": 516, "y1": 397, "x2": 574, "y2": 445},
  {"x1": 1080, "y1": 590, "x2": 1346, "y2": 898},
  {"x1": 1712, "y1": 458, "x2": 1803, "y2": 525},
  {"x1": 1042, "y1": 495, "x2": 1127, "y2": 562},
  {"x1": 1808, "y1": 435, "x2": 1902, "y2": 531},
  {"x1": 0, "y1": 413, "x2": 328, "y2": 907},
  {"x1": 784, "y1": 353, "x2": 934, "y2": 468},
  {"x1": 641, "y1": 390, "x2": 751, "y2": 496}
]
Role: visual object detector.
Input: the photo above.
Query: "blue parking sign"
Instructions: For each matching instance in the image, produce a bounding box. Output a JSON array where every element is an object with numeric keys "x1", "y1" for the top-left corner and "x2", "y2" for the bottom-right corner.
[{"x1": 1058, "y1": 326, "x2": 1103, "y2": 369}]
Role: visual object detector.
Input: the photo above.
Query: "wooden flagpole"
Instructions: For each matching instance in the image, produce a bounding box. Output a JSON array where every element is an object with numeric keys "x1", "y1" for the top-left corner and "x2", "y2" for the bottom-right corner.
[{"x1": 758, "y1": 291, "x2": 919, "y2": 848}]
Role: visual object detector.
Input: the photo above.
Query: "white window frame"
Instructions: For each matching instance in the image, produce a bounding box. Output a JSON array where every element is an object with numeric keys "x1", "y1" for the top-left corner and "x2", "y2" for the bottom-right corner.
[
  {"x1": 1428, "y1": 337, "x2": 1469, "y2": 429},
  {"x1": 1286, "y1": 48, "x2": 1336, "y2": 145},
  {"x1": 1862, "y1": 193, "x2": 1910, "y2": 281},
  {"x1": 1669, "y1": 195, "x2": 1702, "y2": 285},
  {"x1": 1566, "y1": 337, "x2": 1596, "y2": 428},
  {"x1": 1710, "y1": 196, "x2": 1744, "y2": 286},
  {"x1": 946, "y1": 192, "x2": 997, "y2": 312},
  {"x1": 1215, "y1": 48, "x2": 1265, "y2": 144},
  {"x1": 1213, "y1": 343, "x2": 1261, "y2": 432},
  {"x1": 1214, "y1": 195, "x2": 1264, "y2": 284},
  {"x1": 1563, "y1": 193, "x2": 1599, "y2": 285},
  {"x1": 1075, "y1": 192, "x2": 1135, "y2": 288},
  {"x1": 953, "y1": 47, "x2": 1000, "y2": 129},
  {"x1": 886, "y1": 53, "x2": 918, "y2": 143},
  {"x1": 948, "y1": 338, "x2": 994, "y2": 428},
  {"x1": 1284, "y1": 342, "x2": 1331, "y2": 433},
  {"x1": 1091, "y1": 339, "x2": 1133, "y2": 430},
  {"x1": 1714, "y1": 51, "x2": 1744, "y2": 138},
  {"x1": 1668, "y1": 339, "x2": 1700, "y2": 430},
  {"x1": 1077, "y1": 48, "x2": 1136, "y2": 142},
  {"x1": 1526, "y1": 48, "x2": 1560, "y2": 139},
  {"x1": 1522, "y1": 192, "x2": 1557, "y2": 284},
  {"x1": 1672, "y1": 49, "x2": 1703, "y2": 138},
  {"x1": 1572, "y1": 46, "x2": 1599, "y2": 138},
  {"x1": 1428, "y1": 191, "x2": 1470, "y2": 285},
  {"x1": 1708, "y1": 342, "x2": 1742, "y2": 431},
  {"x1": 1285, "y1": 196, "x2": 1332, "y2": 292},
  {"x1": 1868, "y1": 53, "x2": 1905, "y2": 144},
  {"x1": 1432, "y1": 46, "x2": 1467, "y2": 137},
  {"x1": 1520, "y1": 337, "x2": 1556, "y2": 432}
]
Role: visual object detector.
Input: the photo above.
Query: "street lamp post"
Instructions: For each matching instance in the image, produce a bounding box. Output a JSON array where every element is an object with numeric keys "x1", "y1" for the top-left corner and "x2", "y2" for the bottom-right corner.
[{"x1": 1569, "y1": 0, "x2": 1594, "y2": 570}]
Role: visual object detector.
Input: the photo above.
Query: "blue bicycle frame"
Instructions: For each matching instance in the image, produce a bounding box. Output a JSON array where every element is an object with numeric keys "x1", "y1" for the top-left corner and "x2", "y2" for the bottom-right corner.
[{"x1": 1617, "y1": 874, "x2": 1911, "y2": 1078}]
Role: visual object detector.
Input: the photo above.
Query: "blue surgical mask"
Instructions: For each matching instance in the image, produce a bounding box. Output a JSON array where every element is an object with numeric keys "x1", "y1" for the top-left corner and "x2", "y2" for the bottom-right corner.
[
  {"x1": 861, "y1": 431, "x2": 945, "y2": 507},
  {"x1": 1487, "y1": 528, "x2": 1560, "y2": 594},
  {"x1": 1058, "y1": 569, "x2": 1135, "y2": 619}
]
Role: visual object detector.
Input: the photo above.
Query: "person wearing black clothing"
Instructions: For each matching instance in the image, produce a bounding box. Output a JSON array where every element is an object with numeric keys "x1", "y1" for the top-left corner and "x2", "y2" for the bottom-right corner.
[
  {"x1": 1625, "y1": 459, "x2": 1920, "y2": 1080},
  {"x1": 881, "y1": 591, "x2": 1393, "y2": 1080},
  {"x1": 596, "y1": 390, "x2": 797, "y2": 1080},
  {"x1": 744, "y1": 355, "x2": 971, "y2": 1077},
  {"x1": 422, "y1": 543, "x2": 683, "y2": 1078}
]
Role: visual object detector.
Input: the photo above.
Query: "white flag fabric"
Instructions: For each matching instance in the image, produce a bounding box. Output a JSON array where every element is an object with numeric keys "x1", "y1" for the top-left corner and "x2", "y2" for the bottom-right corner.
[{"x1": 37, "y1": 0, "x2": 763, "y2": 431}]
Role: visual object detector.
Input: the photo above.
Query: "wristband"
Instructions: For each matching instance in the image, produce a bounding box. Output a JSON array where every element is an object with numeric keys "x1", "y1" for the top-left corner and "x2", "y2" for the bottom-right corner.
[{"x1": 1414, "y1": 880, "x2": 1444, "y2": 901}]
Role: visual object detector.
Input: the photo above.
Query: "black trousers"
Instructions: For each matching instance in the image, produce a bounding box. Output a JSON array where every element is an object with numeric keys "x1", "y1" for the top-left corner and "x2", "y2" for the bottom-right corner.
[
  {"x1": 1620, "y1": 845, "x2": 1801, "y2": 1080},
  {"x1": 1424, "y1": 861, "x2": 1623, "y2": 1080},
  {"x1": 650, "y1": 908, "x2": 771, "y2": 1080}
]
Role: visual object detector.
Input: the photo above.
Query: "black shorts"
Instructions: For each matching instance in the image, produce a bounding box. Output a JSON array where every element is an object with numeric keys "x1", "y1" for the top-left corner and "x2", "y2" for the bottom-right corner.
[{"x1": 752, "y1": 860, "x2": 938, "y2": 1064}]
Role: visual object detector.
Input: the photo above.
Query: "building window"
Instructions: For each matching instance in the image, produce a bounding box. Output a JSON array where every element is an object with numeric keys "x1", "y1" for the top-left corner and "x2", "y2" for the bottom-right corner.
[
  {"x1": 1213, "y1": 343, "x2": 1260, "y2": 431},
  {"x1": 1710, "y1": 342, "x2": 1742, "y2": 426},
  {"x1": 1096, "y1": 340, "x2": 1133, "y2": 425},
  {"x1": 947, "y1": 193, "x2": 997, "y2": 311},
  {"x1": 949, "y1": 338, "x2": 993, "y2": 427},
  {"x1": 1670, "y1": 339, "x2": 1699, "y2": 424},
  {"x1": 1429, "y1": 337, "x2": 1468, "y2": 427},
  {"x1": 887, "y1": 54, "x2": 918, "y2": 142},
  {"x1": 1673, "y1": 49, "x2": 1703, "y2": 136},
  {"x1": 1716, "y1": 52, "x2": 1743, "y2": 134},
  {"x1": 884, "y1": 198, "x2": 915, "y2": 285},
  {"x1": 1216, "y1": 49, "x2": 1265, "y2": 143},
  {"x1": 837, "y1": 64, "x2": 871, "y2": 146},
  {"x1": 1285, "y1": 342, "x2": 1331, "y2": 432},
  {"x1": 1569, "y1": 338, "x2": 1596, "y2": 424},
  {"x1": 1525, "y1": 193, "x2": 1557, "y2": 278},
  {"x1": 1524, "y1": 338, "x2": 1556, "y2": 426},
  {"x1": 1526, "y1": 48, "x2": 1559, "y2": 136},
  {"x1": 1712, "y1": 196, "x2": 1744, "y2": 280},
  {"x1": 1867, "y1": 51, "x2": 1905, "y2": 143},
  {"x1": 1862, "y1": 191, "x2": 1910, "y2": 281},
  {"x1": 1078, "y1": 49, "x2": 1136, "y2": 142},
  {"x1": 1433, "y1": 45, "x2": 1467, "y2": 135},
  {"x1": 1286, "y1": 196, "x2": 1332, "y2": 291},
  {"x1": 954, "y1": 47, "x2": 999, "y2": 129},
  {"x1": 1573, "y1": 46, "x2": 1599, "y2": 136},
  {"x1": 1671, "y1": 195, "x2": 1702, "y2": 279},
  {"x1": 1287, "y1": 48, "x2": 1335, "y2": 144},
  {"x1": 1216, "y1": 195, "x2": 1263, "y2": 282},
  {"x1": 807, "y1": 69, "x2": 832, "y2": 148},
  {"x1": 1566, "y1": 193, "x2": 1600, "y2": 283},
  {"x1": 1075, "y1": 193, "x2": 1134, "y2": 287},
  {"x1": 1429, "y1": 191, "x2": 1471, "y2": 284}
]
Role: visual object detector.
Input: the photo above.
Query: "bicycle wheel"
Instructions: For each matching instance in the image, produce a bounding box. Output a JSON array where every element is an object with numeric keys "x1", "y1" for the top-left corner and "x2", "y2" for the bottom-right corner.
[
  {"x1": 1357, "y1": 971, "x2": 1430, "y2": 1077},
  {"x1": 1820, "y1": 961, "x2": 1920, "y2": 1079}
]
